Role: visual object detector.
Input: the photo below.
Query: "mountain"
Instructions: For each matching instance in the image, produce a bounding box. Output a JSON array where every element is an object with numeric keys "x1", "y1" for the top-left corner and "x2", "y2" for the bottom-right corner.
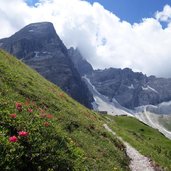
[
  {"x1": 68, "y1": 47, "x2": 93, "y2": 76},
  {"x1": 86, "y1": 68, "x2": 171, "y2": 109},
  {"x1": 66, "y1": 49, "x2": 171, "y2": 110},
  {"x1": 0, "y1": 49, "x2": 130, "y2": 170},
  {"x1": 68, "y1": 51, "x2": 171, "y2": 139},
  {"x1": 0, "y1": 22, "x2": 93, "y2": 108},
  {"x1": 1, "y1": 22, "x2": 171, "y2": 111}
]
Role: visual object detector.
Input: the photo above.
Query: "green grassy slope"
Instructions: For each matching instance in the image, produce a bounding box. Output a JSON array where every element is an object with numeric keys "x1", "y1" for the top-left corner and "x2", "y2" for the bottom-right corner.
[
  {"x1": 0, "y1": 49, "x2": 130, "y2": 171},
  {"x1": 105, "y1": 115, "x2": 171, "y2": 170},
  {"x1": 158, "y1": 115, "x2": 171, "y2": 131}
]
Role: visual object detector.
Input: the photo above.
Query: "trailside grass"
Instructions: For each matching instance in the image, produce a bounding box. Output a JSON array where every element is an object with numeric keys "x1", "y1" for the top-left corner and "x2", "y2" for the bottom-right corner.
[{"x1": 105, "y1": 115, "x2": 171, "y2": 170}]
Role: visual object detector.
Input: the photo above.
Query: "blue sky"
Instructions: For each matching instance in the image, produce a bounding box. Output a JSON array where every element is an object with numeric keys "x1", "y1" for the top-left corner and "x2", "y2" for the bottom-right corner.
[
  {"x1": 26, "y1": 0, "x2": 38, "y2": 6},
  {"x1": 87, "y1": 0, "x2": 171, "y2": 23},
  {"x1": 26, "y1": 0, "x2": 171, "y2": 23}
]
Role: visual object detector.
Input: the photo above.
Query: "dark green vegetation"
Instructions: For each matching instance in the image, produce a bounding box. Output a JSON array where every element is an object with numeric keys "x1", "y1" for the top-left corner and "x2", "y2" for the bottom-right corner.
[
  {"x1": 105, "y1": 115, "x2": 171, "y2": 170},
  {"x1": 0, "y1": 49, "x2": 130, "y2": 170}
]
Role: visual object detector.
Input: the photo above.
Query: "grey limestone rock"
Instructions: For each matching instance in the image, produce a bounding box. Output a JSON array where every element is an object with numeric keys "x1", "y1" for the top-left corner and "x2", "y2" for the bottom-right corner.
[
  {"x1": 68, "y1": 47, "x2": 93, "y2": 76},
  {"x1": 0, "y1": 22, "x2": 93, "y2": 108},
  {"x1": 86, "y1": 68, "x2": 171, "y2": 109}
]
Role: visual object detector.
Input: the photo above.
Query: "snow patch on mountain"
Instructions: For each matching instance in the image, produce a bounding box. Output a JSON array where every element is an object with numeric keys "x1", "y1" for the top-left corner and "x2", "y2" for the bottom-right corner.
[
  {"x1": 135, "y1": 106, "x2": 171, "y2": 139},
  {"x1": 34, "y1": 51, "x2": 39, "y2": 57},
  {"x1": 128, "y1": 84, "x2": 135, "y2": 89},
  {"x1": 142, "y1": 85, "x2": 158, "y2": 94},
  {"x1": 83, "y1": 75, "x2": 133, "y2": 116}
]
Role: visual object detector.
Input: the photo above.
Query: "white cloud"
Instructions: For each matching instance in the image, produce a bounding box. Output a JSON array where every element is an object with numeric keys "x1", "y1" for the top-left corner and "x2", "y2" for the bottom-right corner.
[
  {"x1": 156, "y1": 4, "x2": 171, "y2": 22},
  {"x1": 0, "y1": 0, "x2": 171, "y2": 77}
]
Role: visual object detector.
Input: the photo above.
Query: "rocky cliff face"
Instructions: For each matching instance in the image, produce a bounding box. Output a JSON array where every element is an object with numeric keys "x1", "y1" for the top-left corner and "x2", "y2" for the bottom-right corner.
[
  {"x1": 68, "y1": 47, "x2": 93, "y2": 76},
  {"x1": 63, "y1": 45, "x2": 171, "y2": 110},
  {"x1": 87, "y1": 68, "x2": 171, "y2": 109},
  {"x1": 0, "y1": 22, "x2": 93, "y2": 108}
]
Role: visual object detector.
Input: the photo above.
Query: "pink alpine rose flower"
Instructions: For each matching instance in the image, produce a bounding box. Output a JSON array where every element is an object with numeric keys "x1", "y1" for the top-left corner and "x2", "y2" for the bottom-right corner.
[
  {"x1": 9, "y1": 113, "x2": 17, "y2": 118},
  {"x1": 9, "y1": 136, "x2": 18, "y2": 142},
  {"x1": 18, "y1": 131, "x2": 28, "y2": 137},
  {"x1": 16, "y1": 102, "x2": 22, "y2": 112}
]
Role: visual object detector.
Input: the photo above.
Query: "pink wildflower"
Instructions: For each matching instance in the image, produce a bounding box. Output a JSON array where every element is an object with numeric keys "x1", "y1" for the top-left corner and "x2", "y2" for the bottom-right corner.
[
  {"x1": 9, "y1": 136, "x2": 18, "y2": 142},
  {"x1": 9, "y1": 113, "x2": 17, "y2": 118},
  {"x1": 18, "y1": 131, "x2": 28, "y2": 137},
  {"x1": 16, "y1": 102, "x2": 22, "y2": 112}
]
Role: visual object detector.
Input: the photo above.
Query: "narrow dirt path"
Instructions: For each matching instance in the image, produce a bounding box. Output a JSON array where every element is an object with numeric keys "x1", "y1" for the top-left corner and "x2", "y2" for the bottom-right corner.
[{"x1": 103, "y1": 124, "x2": 156, "y2": 171}]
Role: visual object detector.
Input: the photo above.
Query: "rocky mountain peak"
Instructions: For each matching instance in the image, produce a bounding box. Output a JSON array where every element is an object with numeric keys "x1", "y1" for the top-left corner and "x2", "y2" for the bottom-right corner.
[
  {"x1": 0, "y1": 22, "x2": 94, "y2": 108},
  {"x1": 0, "y1": 22, "x2": 67, "y2": 60},
  {"x1": 12, "y1": 22, "x2": 57, "y2": 40}
]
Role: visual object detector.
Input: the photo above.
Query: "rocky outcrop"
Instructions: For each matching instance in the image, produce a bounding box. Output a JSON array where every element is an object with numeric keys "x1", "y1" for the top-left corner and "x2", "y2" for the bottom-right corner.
[
  {"x1": 0, "y1": 22, "x2": 94, "y2": 108},
  {"x1": 68, "y1": 47, "x2": 93, "y2": 76},
  {"x1": 87, "y1": 68, "x2": 171, "y2": 109}
]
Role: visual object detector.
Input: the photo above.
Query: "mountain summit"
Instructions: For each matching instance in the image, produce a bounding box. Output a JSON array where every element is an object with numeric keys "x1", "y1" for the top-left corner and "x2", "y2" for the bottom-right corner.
[
  {"x1": 0, "y1": 22, "x2": 60, "y2": 59},
  {"x1": 0, "y1": 22, "x2": 93, "y2": 108}
]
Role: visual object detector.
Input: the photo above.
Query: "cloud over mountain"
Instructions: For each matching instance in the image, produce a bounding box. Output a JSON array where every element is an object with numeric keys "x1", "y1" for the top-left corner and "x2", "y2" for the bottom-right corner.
[{"x1": 0, "y1": 0, "x2": 171, "y2": 77}]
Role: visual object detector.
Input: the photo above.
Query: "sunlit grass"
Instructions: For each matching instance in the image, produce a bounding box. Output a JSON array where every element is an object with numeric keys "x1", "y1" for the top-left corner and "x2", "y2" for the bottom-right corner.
[
  {"x1": 0, "y1": 49, "x2": 130, "y2": 170},
  {"x1": 105, "y1": 115, "x2": 171, "y2": 171}
]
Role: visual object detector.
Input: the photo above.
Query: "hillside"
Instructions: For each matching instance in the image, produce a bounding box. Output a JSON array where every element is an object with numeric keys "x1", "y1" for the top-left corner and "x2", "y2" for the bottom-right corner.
[
  {"x1": 0, "y1": 49, "x2": 130, "y2": 170},
  {"x1": 1, "y1": 49, "x2": 171, "y2": 171},
  {"x1": 105, "y1": 116, "x2": 171, "y2": 170}
]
